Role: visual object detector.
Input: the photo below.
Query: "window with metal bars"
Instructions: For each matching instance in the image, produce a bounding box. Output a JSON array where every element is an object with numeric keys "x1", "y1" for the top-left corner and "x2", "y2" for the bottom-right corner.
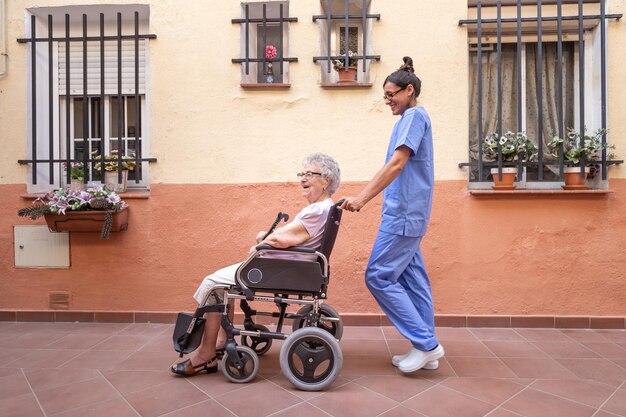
[
  {"x1": 459, "y1": 0, "x2": 623, "y2": 189},
  {"x1": 232, "y1": 1, "x2": 298, "y2": 87},
  {"x1": 313, "y1": 0, "x2": 380, "y2": 86},
  {"x1": 17, "y1": 5, "x2": 156, "y2": 194}
]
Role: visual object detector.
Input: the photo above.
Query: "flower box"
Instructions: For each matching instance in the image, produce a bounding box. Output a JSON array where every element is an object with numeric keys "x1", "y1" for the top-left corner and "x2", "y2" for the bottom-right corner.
[{"x1": 44, "y1": 206, "x2": 129, "y2": 233}]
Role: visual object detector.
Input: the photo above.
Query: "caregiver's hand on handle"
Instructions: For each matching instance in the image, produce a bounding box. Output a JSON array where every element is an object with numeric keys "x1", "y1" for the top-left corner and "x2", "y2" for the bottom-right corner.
[{"x1": 340, "y1": 196, "x2": 365, "y2": 212}]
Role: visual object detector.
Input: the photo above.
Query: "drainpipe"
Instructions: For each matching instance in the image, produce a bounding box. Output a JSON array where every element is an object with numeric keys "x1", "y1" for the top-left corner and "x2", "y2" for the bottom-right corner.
[{"x1": 0, "y1": 0, "x2": 6, "y2": 78}]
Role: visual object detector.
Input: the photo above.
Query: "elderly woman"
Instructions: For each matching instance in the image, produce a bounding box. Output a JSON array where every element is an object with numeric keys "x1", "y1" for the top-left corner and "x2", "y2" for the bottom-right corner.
[{"x1": 172, "y1": 152, "x2": 341, "y2": 376}]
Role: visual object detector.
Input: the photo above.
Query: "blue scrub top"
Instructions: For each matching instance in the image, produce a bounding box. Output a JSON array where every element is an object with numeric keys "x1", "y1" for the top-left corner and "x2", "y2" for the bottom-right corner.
[{"x1": 380, "y1": 106, "x2": 434, "y2": 237}]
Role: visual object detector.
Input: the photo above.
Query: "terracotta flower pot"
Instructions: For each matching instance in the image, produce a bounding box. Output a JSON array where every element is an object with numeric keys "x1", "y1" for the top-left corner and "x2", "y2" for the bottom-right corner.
[
  {"x1": 490, "y1": 167, "x2": 517, "y2": 190},
  {"x1": 104, "y1": 170, "x2": 128, "y2": 193},
  {"x1": 44, "y1": 206, "x2": 129, "y2": 234},
  {"x1": 337, "y1": 67, "x2": 357, "y2": 84},
  {"x1": 563, "y1": 166, "x2": 590, "y2": 189}
]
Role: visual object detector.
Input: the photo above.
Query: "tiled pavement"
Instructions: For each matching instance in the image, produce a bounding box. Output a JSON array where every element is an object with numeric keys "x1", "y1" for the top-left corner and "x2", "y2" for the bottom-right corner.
[{"x1": 0, "y1": 321, "x2": 625, "y2": 417}]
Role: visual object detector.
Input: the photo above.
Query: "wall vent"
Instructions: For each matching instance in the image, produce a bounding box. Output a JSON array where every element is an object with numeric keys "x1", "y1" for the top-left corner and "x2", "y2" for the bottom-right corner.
[{"x1": 49, "y1": 292, "x2": 71, "y2": 310}]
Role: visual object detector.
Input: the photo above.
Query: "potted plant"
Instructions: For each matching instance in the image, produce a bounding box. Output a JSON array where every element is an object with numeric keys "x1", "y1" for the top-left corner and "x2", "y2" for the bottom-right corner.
[
  {"x1": 18, "y1": 186, "x2": 129, "y2": 239},
  {"x1": 64, "y1": 161, "x2": 86, "y2": 191},
  {"x1": 482, "y1": 131, "x2": 538, "y2": 189},
  {"x1": 547, "y1": 128, "x2": 613, "y2": 189},
  {"x1": 332, "y1": 50, "x2": 358, "y2": 84},
  {"x1": 265, "y1": 44, "x2": 277, "y2": 84},
  {"x1": 93, "y1": 150, "x2": 136, "y2": 192}
]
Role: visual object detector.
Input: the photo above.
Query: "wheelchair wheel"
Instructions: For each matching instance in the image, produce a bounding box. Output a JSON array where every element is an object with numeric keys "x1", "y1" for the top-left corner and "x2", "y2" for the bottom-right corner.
[
  {"x1": 292, "y1": 304, "x2": 343, "y2": 341},
  {"x1": 221, "y1": 346, "x2": 259, "y2": 384},
  {"x1": 280, "y1": 327, "x2": 343, "y2": 391},
  {"x1": 241, "y1": 324, "x2": 273, "y2": 356}
]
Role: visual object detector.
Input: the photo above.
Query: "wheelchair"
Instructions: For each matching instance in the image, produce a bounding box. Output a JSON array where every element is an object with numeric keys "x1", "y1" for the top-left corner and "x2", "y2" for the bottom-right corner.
[{"x1": 173, "y1": 200, "x2": 345, "y2": 391}]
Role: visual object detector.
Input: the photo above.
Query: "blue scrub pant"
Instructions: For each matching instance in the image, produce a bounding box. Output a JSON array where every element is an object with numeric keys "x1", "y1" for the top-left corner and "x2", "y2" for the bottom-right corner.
[{"x1": 365, "y1": 230, "x2": 438, "y2": 351}]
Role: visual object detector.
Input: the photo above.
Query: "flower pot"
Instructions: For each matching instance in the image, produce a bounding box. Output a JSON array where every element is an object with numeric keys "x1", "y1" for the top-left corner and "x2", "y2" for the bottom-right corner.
[
  {"x1": 563, "y1": 166, "x2": 590, "y2": 190},
  {"x1": 104, "y1": 170, "x2": 128, "y2": 193},
  {"x1": 337, "y1": 67, "x2": 357, "y2": 84},
  {"x1": 44, "y1": 206, "x2": 129, "y2": 238},
  {"x1": 490, "y1": 167, "x2": 517, "y2": 190},
  {"x1": 69, "y1": 179, "x2": 86, "y2": 192}
]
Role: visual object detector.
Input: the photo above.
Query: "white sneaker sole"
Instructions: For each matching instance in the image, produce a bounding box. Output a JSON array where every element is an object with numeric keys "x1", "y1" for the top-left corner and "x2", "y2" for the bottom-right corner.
[
  {"x1": 398, "y1": 345, "x2": 445, "y2": 373},
  {"x1": 392, "y1": 355, "x2": 438, "y2": 370}
]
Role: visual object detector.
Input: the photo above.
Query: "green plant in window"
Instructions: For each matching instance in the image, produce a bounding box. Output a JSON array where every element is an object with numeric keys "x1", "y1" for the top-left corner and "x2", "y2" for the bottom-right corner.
[
  {"x1": 63, "y1": 162, "x2": 85, "y2": 180},
  {"x1": 482, "y1": 131, "x2": 537, "y2": 163},
  {"x1": 92, "y1": 150, "x2": 137, "y2": 172},
  {"x1": 332, "y1": 50, "x2": 358, "y2": 71},
  {"x1": 547, "y1": 128, "x2": 613, "y2": 167}
]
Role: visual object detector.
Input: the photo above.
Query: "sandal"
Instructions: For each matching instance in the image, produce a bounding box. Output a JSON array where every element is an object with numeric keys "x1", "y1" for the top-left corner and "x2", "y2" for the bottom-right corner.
[{"x1": 171, "y1": 356, "x2": 219, "y2": 376}]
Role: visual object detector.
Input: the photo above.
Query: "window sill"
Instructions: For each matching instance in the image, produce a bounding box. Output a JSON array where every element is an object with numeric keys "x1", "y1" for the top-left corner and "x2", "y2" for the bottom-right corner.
[
  {"x1": 469, "y1": 189, "x2": 613, "y2": 196},
  {"x1": 240, "y1": 83, "x2": 291, "y2": 89},
  {"x1": 320, "y1": 82, "x2": 373, "y2": 88}
]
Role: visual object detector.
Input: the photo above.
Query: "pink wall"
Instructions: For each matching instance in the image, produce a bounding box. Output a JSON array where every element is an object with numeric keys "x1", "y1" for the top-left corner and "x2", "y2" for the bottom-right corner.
[{"x1": 2, "y1": 180, "x2": 625, "y2": 316}]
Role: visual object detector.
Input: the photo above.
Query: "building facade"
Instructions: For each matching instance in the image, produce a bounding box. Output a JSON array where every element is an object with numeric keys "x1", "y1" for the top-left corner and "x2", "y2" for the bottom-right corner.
[{"x1": 1, "y1": 0, "x2": 624, "y2": 326}]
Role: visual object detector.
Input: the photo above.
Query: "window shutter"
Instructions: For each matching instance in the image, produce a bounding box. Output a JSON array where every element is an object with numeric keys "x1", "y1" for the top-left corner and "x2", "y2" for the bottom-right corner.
[{"x1": 58, "y1": 40, "x2": 146, "y2": 95}]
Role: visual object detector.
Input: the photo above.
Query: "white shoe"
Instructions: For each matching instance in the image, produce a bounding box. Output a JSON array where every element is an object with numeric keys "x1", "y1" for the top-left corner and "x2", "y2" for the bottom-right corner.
[
  {"x1": 398, "y1": 345, "x2": 445, "y2": 373},
  {"x1": 392, "y1": 352, "x2": 438, "y2": 370}
]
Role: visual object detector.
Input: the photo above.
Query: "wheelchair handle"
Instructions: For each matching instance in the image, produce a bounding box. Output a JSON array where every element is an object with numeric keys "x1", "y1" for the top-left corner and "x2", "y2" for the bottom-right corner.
[{"x1": 263, "y1": 211, "x2": 289, "y2": 239}]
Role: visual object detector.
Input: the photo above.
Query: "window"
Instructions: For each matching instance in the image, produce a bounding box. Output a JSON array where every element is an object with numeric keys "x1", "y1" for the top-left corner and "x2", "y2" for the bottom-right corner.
[
  {"x1": 18, "y1": 5, "x2": 155, "y2": 193},
  {"x1": 313, "y1": 0, "x2": 380, "y2": 86},
  {"x1": 460, "y1": 0, "x2": 621, "y2": 189},
  {"x1": 232, "y1": 2, "x2": 298, "y2": 86}
]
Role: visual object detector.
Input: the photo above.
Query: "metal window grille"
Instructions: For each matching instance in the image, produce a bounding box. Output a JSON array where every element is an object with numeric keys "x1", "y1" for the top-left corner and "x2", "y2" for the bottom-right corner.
[
  {"x1": 231, "y1": 2, "x2": 298, "y2": 83},
  {"x1": 459, "y1": 0, "x2": 623, "y2": 186},
  {"x1": 312, "y1": 0, "x2": 380, "y2": 74},
  {"x1": 17, "y1": 10, "x2": 157, "y2": 187}
]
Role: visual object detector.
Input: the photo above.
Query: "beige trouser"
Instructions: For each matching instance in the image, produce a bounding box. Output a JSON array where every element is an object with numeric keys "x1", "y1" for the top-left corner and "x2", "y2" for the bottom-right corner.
[{"x1": 193, "y1": 262, "x2": 242, "y2": 306}]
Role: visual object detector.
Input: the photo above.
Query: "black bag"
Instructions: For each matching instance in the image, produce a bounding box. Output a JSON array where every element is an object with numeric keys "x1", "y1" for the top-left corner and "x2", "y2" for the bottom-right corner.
[{"x1": 172, "y1": 312, "x2": 206, "y2": 356}]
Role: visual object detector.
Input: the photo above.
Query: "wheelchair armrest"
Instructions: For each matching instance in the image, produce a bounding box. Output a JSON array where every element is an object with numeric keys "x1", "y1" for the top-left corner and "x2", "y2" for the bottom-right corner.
[{"x1": 255, "y1": 243, "x2": 316, "y2": 253}]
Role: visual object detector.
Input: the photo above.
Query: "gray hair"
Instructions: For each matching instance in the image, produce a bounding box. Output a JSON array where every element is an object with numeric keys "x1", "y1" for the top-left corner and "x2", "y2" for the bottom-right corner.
[{"x1": 302, "y1": 153, "x2": 341, "y2": 196}]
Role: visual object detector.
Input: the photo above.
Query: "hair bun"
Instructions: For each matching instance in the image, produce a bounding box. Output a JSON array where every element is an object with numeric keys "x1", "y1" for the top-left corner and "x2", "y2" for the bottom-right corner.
[{"x1": 399, "y1": 56, "x2": 415, "y2": 73}]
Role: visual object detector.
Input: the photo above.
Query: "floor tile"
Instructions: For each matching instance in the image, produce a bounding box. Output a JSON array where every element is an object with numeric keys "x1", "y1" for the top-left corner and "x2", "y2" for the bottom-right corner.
[
  {"x1": 309, "y1": 381, "x2": 399, "y2": 417},
  {"x1": 500, "y1": 357, "x2": 578, "y2": 379},
  {"x1": 557, "y1": 358, "x2": 626, "y2": 387},
  {"x1": 378, "y1": 405, "x2": 428, "y2": 417},
  {"x1": 595, "y1": 331, "x2": 626, "y2": 344},
  {"x1": 560, "y1": 329, "x2": 609, "y2": 343},
  {"x1": 531, "y1": 341, "x2": 600, "y2": 359},
  {"x1": 470, "y1": 328, "x2": 525, "y2": 342},
  {"x1": 102, "y1": 369, "x2": 172, "y2": 395},
  {"x1": 446, "y1": 357, "x2": 517, "y2": 378},
  {"x1": 124, "y1": 378, "x2": 209, "y2": 417},
  {"x1": 269, "y1": 402, "x2": 337, "y2": 417},
  {"x1": 501, "y1": 387, "x2": 597, "y2": 417},
  {"x1": 441, "y1": 377, "x2": 525, "y2": 405},
  {"x1": 49, "y1": 396, "x2": 140, "y2": 417},
  {"x1": 442, "y1": 340, "x2": 495, "y2": 357},
  {"x1": 435, "y1": 328, "x2": 479, "y2": 343},
  {"x1": 59, "y1": 349, "x2": 135, "y2": 370},
  {"x1": 157, "y1": 399, "x2": 238, "y2": 417},
  {"x1": 214, "y1": 379, "x2": 302, "y2": 417},
  {"x1": 0, "y1": 392, "x2": 45, "y2": 417},
  {"x1": 44, "y1": 334, "x2": 110, "y2": 350},
  {"x1": 340, "y1": 354, "x2": 397, "y2": 376},
  {"x1": 582, "y1": 342, "x2": 626, "y2": 359},
  {"x1": 529, "y1": 379, "x2": 616, "y2": 408},
  {"x1": 92, "y1": 335, "x2": 153, "y2": 351},
  {"x1": 482, "y1": 341, "x2": 548, "y2": 358},
  {"x1": 600, "y1": 386, "x2": 626, "y2": 416},
  {"x1": 402, "y1": 384, "x2": 495, "y2": 417},
  {"x1": 5, "y1": 348, "x2": 84, "y2": 369},
  {"x1": 353, "y1": 374, "x2": 436, "y2": 402},
  {"x1": 0, "y1": 369, "x2": 31, "y2": 400},
  {"x1": 339, "y1": 339, "x2": 389, "y2": 356},
  {"x1": 35, "y1": 376, "x2": 120, "y2": 415},
  {"x1": 25, "y1": 368, "x2": 100, "y2": 392},
  {"x1": 341, "y1": 326, "x2": 384, "y2": 340},
  {"x1": 515, "y1": 329, "x2": 573, "y2": 342}
]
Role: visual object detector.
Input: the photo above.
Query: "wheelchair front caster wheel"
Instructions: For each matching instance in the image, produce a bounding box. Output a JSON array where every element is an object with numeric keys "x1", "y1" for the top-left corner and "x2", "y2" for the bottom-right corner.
[
  {"x1": 280, "y1": 327, "x2": 343, "y2": 391},
  {"x1": 221, "y1": 345, "x2": 259, "y2": 384},
  {"x1": 292, "y1": 304, "x2": 343, "y2": 341},
  {"x1": 241, "y1": 324, "x2": 273, "y2": 356}
]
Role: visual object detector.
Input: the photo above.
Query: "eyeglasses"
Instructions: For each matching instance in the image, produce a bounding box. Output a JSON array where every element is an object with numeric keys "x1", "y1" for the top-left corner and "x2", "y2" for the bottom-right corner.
[
  {"x1": 297, "y1": 171, "x2": 322, "y2": 180},
  {"x1": 383, "y1": 86, "x2": 406, "y2": 101}
]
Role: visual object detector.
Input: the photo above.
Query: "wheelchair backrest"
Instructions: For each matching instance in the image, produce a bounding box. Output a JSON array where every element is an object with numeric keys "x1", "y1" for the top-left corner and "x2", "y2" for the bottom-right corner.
[{"x1": 318, "y1": 202, "x2": 343, "y2": 260}]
